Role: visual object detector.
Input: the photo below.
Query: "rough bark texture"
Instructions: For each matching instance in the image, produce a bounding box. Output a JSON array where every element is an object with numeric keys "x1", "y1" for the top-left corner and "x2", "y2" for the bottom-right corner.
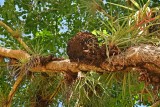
[
  {"x1": 1, "y1": 43, "x2": 160, "y2": 75},
  {"x1": 101, "y1": 44, "x2": 160, "y2": 73}
]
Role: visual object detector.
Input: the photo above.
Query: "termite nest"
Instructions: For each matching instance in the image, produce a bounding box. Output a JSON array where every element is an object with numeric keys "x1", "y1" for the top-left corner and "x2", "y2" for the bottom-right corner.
[{"x1": 67, "y1": 32, "x2": 107, "y2": 66}]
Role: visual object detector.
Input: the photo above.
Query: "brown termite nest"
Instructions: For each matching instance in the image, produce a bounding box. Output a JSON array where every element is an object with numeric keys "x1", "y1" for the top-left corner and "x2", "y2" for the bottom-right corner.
[{"x1": 67, "y1": 32, "x2": 106, "y2": 66}]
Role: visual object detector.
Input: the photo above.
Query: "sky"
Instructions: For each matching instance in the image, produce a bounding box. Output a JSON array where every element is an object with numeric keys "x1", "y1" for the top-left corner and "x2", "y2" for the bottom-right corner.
[{"x1": 0, "y1": 0, "x2": 4, "y2": 6}]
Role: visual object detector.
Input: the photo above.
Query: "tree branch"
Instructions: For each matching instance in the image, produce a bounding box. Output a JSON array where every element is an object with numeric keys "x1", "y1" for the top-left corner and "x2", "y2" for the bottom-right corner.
[
  {"x1": 48, "y1": 80, "x2": 62, "y2": 103},
  {"x1": 0, "y1": 21, "x2": 32, "y2": 53},
  {"x1": 0, "y1": 47, "x2": 30, "y2": 60},
  {"x1": 32, "y1": 44, "x2": 160, "y2": 74},
  {"x1": 6, "y1": 72, "x2": 26, "y2": 107},
  {"x1": 31, "y1": 60, "x2": 106, "y2": 73},
  {"x1": 1, "y1": 45, "x2": 160, "y2": 74},
  {"x1": 101, "y1": 44, "x2": 160, "y2": 73},
  {"x1": 0, "y1": 21, "x2": 14, "y2": 34}
]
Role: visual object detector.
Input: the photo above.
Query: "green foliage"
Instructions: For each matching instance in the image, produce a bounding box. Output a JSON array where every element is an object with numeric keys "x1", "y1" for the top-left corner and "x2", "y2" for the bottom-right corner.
[
  {"x1": 62, "y1": 71, "x2": 150, "y2": 107},
  {"x1": 0, "y1": 0, "x2": 160, "y2": 106},
  {"x1": 0, "y1": 66, "x2": 12, "y2": 106}
]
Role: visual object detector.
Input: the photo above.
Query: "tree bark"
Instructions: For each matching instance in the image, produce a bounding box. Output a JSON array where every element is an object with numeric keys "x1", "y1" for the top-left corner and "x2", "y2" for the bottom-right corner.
[{"x1": 0, "y1": 44, "x2": 160, "y2": 74}]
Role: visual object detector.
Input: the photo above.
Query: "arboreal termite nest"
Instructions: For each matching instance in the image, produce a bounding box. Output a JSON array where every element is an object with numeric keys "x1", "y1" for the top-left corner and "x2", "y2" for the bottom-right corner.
[{"x1": 67, "y1": 32, "x2": 106, "y2": 66}]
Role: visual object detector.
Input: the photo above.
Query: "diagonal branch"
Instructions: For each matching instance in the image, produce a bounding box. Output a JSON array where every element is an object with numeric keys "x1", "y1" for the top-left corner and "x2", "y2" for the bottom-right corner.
[
  {"x1": 48, "y1": 80, "x2": 62, "y2": 103},
  {"x1": 0, "y1": 21, "x2": 32, "y2": 53},
  {"x1": 6, "y1": 72, "x2": 26, "y2": 107},
  {"x1": 0, "y1": 21, "x2": 14, "y2": 35}
]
